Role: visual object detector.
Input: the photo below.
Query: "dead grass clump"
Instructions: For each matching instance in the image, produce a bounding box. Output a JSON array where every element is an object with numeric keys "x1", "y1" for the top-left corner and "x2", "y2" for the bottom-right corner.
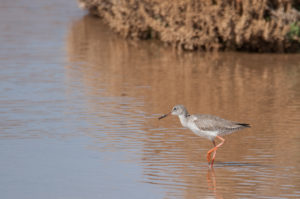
[{"x1": 78, "y1": 0, "x2": 300, "y2": 52}]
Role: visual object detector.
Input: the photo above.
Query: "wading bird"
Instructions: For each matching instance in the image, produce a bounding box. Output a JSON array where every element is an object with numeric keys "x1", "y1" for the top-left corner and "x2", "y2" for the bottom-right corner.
[{"x1": 158, "y1": 105, "x2": 250, "y2": 168}]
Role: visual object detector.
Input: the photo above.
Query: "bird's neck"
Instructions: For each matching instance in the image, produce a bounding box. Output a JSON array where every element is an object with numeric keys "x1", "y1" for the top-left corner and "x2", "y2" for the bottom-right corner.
[{"x1": 178, "y1": 113, "x2": 190, "y2": 128}]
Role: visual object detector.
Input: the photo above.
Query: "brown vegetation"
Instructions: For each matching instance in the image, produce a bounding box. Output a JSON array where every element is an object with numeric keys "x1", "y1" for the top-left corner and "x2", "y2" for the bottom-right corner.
[{"x1": 78, "y1": 0, "x2": 300, "y2": 52}]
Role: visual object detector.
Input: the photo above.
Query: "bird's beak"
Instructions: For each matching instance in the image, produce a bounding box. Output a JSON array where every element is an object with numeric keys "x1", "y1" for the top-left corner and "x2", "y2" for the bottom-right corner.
[{"x1": 158, "y1": 112, "x2": 171, "y2": 120}]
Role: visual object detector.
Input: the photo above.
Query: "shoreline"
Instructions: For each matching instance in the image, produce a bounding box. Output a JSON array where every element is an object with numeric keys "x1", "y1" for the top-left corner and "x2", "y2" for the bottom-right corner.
[{"x1": 78, "y1": 0, "x2": 300, "y2": 52}]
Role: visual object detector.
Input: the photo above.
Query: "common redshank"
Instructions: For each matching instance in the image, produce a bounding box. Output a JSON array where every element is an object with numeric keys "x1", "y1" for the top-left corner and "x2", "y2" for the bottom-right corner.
[{"x1": 158, "y1": 105, "x2": 250, "y2": 168}]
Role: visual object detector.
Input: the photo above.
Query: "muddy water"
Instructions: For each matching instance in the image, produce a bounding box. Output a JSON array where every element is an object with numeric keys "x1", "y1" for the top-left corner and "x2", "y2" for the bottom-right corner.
[{"x1": 1, "y1": 1, "x2": 300, "y2": 199}]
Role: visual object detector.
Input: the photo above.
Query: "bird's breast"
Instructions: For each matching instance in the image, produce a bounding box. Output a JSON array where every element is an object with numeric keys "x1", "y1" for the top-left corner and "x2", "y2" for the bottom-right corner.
[{"x1": 178, "y1": 115, "x2": 189, "y2": 128}]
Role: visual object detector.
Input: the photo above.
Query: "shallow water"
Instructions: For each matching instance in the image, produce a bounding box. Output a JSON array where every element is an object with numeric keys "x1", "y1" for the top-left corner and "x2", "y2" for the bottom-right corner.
[{"x1": 0, "y1": 1, "x2": 300, "y2": 199}]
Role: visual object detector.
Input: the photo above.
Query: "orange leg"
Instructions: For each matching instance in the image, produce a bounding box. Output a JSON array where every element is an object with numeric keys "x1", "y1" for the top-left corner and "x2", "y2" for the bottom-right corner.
[
  {"x1": 207, "y1": 140, "x2": 216, "y2": 164},
  {"x1": 211, "y1": 149, "x2": 217, "y2": 167},
  {"x1": 206, "y1": 136, "x2": 225, "y2": 168}
]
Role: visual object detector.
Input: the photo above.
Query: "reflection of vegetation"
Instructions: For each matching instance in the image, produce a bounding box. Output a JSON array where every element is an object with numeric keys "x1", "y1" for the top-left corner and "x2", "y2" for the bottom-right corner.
[
  {"x1": 78, "y1": 0, "x2": 300, "y2": 52},
  {"x1": 287, "y1": 22, "x2": 300, "y2": 41}
]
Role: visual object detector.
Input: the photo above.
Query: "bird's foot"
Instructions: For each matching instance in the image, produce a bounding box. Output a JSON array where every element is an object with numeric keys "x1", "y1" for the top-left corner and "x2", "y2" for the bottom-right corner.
[{"x1": 207, "y1": 162, "x2": 215, "y2": 168}]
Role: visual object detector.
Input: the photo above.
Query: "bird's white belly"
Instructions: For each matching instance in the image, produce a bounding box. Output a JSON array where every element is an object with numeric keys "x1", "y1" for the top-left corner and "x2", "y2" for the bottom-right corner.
[{"x1": 187, "y1": 122, "x2": 218, "y2": 140}]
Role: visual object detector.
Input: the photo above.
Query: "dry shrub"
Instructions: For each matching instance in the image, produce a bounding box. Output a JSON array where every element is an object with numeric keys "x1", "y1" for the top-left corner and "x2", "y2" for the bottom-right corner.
[{"x1": 78, "y1": 0, "x2": 300, "y2": 52}]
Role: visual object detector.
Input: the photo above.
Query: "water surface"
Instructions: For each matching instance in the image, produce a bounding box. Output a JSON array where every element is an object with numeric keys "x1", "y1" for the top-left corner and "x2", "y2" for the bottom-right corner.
[{"x1": 0, "y1": 1, "x2": 300, "y2": 199}]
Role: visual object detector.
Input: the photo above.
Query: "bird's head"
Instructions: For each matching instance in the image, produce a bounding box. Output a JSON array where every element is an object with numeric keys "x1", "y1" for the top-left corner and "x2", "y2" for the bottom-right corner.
[
  {"x1": 158, "y1": 105, "x2": 187, "y2": 120},
  {"x1": 170, "y1": 105, "x2": 186, "y2": 116}
]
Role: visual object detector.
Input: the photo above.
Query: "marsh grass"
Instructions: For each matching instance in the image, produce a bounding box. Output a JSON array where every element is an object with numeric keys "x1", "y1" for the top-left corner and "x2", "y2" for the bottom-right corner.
[{"x1": 78, "y1": 0, "x2": 300, "y2": 52}]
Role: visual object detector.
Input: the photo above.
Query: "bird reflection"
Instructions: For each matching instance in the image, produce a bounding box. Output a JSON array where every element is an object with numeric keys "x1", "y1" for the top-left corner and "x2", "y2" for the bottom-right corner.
[{"x1": 207, "y1": 169, "x2": 223, "y2": 199}]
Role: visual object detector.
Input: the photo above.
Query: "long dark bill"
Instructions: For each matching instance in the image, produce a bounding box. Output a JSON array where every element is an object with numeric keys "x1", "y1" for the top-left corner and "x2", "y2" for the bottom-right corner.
[{"x1": 158, "y1": 112, "x2": 170, "y2": 120}]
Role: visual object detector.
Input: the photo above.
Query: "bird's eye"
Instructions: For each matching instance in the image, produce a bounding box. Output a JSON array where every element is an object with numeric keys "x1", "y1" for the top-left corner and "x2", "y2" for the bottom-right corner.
[{"x1": 173, "y1": 107, "x2": 177, "y2": 111}]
